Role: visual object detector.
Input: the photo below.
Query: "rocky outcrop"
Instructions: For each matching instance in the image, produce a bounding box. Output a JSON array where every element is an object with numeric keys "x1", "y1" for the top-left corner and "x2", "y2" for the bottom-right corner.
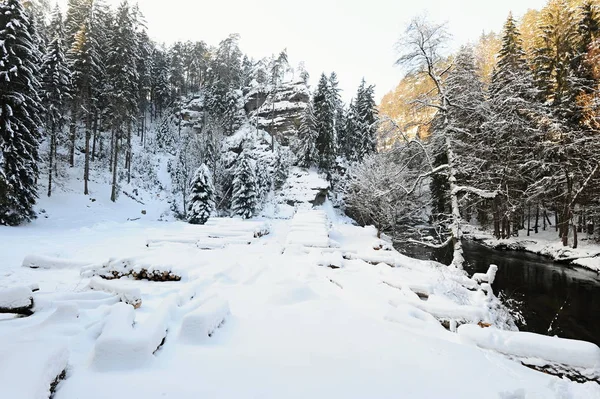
[{"x1": 245, "y1": 81, "x2": 310, "y2": 145}]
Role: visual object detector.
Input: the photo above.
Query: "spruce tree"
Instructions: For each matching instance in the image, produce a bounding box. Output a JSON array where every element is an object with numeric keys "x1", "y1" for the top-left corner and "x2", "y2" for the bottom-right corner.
[
  {"x1": 354, "y1": 79, "x2": 378, "y2": 161},
  {"x1": 41, "y1": 6, "x2": 72, "y2": 197},
  {"x1": 532, "y1": 0, "x2": 580, "y2": 124},
  {"x1": 231, "y1": 153, "x2": 258, "y2": 219},
  {"x1": 486, "y1": 14, "x2": 546, "y2": 238},
  {"x1": 187, "y1": 164, "x2": 215, "y2": 225},
  {"x1": 314, "y1": 73, "x2": 336, "y2": 170},
  {"x1": 105, "y1": 0, "x2": 139, "y2": 200},
  {"x1": 0, "y1": 0, "x2": 43, "y2": 225},
  {"x1": 296, "y1": 102, "x2": 318, "y2": 168}
]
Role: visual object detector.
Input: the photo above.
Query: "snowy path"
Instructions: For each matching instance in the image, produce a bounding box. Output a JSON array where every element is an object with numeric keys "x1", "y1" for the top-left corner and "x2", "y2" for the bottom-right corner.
[{"x1": 1, "y1": 199, "x2": 599, "y2": 397}]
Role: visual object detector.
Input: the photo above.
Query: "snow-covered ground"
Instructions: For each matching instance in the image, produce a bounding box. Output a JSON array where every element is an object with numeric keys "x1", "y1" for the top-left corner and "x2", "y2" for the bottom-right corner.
[
  {"x1": 466, "y1": 227, "x2": 600, "y2": 273},
  {"x1": 1, "y1": 172, "x2": 599, "y2": 399}
]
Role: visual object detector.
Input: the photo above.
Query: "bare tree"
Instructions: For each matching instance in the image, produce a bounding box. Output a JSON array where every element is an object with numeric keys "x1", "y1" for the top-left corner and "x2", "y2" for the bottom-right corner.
[{"x1": 395, "y1": 16, "x2": 498, "y2": 268}]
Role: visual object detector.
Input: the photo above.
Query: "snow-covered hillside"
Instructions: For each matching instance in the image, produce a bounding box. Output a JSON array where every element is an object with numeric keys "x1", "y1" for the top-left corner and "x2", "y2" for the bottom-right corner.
[{"x1": 1, "y1": 170, "x2": 599, "y2": 399}]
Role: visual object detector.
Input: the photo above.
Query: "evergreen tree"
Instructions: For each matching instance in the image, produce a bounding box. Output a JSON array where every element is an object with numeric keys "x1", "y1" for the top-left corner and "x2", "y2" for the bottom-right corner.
[
  {"x1": 150, "y1": 46, "x2": 171, "y2": 119},
  {"x1": 40, "y1": 6, "x2": 72, "y2": 197},
  {"x1": 486, "y1": 14, "x2": 546, "y2": 238},
  {"x1": 187, "y1": 164, "x2": 215, "y2": 225},
  {"x1": 340, "y1": 100, "x2": 356, "y2": 160},
  {"x1": 105, "y1": 0, "x2": 139, "y2": 200},
  {"x1": 231, "y1": 153, "x2": 257, "y2": 219},
  {"x1": 354, "y1": 78, "x2": 378, "y2": 161},
  {"x1": 532, "y1": 0, "x2": 580, "y2": 124},
  {"x1": 313, "y1": 73, "x2": 336, "y2": 170},
  {"x1": 0, "y1": 0, "x2": 43, "y2": 225},
  {"x1": 296, "y1": 101, "x2": 318, "y2": 168}
]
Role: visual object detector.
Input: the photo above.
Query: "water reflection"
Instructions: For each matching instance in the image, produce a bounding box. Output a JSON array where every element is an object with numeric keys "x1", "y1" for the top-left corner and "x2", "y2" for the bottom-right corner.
[{"x1": 396, "y1": 240, "x2": 600, "y2": 345}]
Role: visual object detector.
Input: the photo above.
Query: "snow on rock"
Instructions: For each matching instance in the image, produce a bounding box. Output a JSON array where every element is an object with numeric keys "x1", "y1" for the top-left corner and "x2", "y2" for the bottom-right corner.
[
  {"x1": 472, "y1": 264, "x2": 498, "y2": 284},
  {"x1": 22, "y1": 254, "x2": 91, "y2": 270},
  {"x1": 179, "y1": 296, "x2": 230, "y2": 344},
  {"x1": 277, "y1": 167, "x2": 330, "y2": 209},
  {"x1": 0, "y1": 286, "x2": 33, "y2": 312},
  {"x1": 0, "y1": 340, "x2": 68, "y2": 399},
  {"x1": 458, "y1": 324, "x2": 600, "y2": 370},
  {"x1": 88, "y1": 277, "x2": 142, "y2": 308}
]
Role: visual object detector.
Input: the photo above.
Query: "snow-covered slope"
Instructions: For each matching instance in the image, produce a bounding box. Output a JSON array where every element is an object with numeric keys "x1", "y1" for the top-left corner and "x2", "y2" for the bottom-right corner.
[{"x1": 0, "y1": 170, "x2": 599, "y2": 399}]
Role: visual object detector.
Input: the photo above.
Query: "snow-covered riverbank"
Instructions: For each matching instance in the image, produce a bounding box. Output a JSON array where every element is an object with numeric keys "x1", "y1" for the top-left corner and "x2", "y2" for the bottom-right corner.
[{"x1": 466, "y1": 228, "x2": 600, "y2": 273}]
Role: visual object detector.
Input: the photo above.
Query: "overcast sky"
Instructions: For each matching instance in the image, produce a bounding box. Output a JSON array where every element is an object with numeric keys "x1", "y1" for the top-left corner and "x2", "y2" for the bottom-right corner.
[{"x1": 59, "y1": 0, "x2": 548, "y2": 102}]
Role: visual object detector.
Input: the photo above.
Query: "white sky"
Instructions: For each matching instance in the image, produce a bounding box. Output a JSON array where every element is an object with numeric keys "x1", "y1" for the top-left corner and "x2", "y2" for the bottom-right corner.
[{"x1": 58, "y1": 0, "x2": 548, "y2": 102}]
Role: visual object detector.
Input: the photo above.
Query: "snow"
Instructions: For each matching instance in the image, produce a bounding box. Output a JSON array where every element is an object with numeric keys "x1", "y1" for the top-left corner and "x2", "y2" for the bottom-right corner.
[
  {"x1": 0, "y1": 286, "x2": 33, "y2": 309},
  {"x1": 0, "y1": 340, "x2": 68, "y2": 399},
  {"x1": 22, "y1": 254, "x2": 91, "y2": 270},
  {"x1": 179, "y1": 296, "x2": 230, "y2": 344},
  {"x1": 0, "y1": 171, "x2": 599, "y2": 398},
  {"x1": 467, "y1": 228, "x2": 600, "y2": 273},
  {"x1": 88, "y1": 277, "x2": 142, "y2": 308},
  {"x1": 458, "y1": 325, "x2": 600, "y2": 370}
]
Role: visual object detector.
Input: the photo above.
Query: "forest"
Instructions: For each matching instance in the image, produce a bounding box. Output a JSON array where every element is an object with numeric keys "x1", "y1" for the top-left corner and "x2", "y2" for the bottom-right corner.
[
  {"x1": 1, "y1": 0, "x2": 600, "y2": 271},
  {"x1": 353, "y1": 0, "x2": 600, "y2": 268}
]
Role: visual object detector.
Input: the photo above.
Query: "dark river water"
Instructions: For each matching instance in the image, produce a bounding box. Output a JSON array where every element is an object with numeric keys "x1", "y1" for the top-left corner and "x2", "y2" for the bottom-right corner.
[{"x1": 397, "y1": 240, "x2": 600, "y2": 346}]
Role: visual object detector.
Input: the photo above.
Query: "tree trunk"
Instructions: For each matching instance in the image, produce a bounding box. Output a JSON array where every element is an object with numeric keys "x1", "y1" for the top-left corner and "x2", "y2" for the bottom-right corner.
[
  {"x1": 493, "y1": 198, "x2": 500, "y2": 239},
  {"x1": 527, "y1": 204, "x2": 531, "y2": 237},
  {"x1": 445, "y1": 134, "x2": 464, "y2": 269},
  {"x1": 535, "y1": 204, "x2": 539, "y2": 234},
  {"x1": 84, "y1": 112, "x2": 92, "y2": 195},
  {"x1": 91, "y1": 114, "x2": 98, "y2": 162},
  {"x1": 111, "y1": 128, "x2": 119, "y2": 202},
  {"x1": 126, "y1": 124, "x2": 132, "y2": 184},
  {"x1": 69, "y1": 102, "x2": 77, "y2": 167},
  {"x1": 48, "y1": 122, "x2": 55, "y2": 197}
]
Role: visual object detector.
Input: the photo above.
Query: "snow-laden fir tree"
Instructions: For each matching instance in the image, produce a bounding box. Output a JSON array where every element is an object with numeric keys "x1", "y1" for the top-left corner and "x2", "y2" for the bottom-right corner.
[
  {"x1": 314, "y1": 73, "x2": 336, "y2": 170},
  {"x1": 105, "y1": 0, "x2": 139, "y2": 200},
  {"x1": 187, "y1": 164, "x2": 215, "y2": 225},
  {"x1": 353, "y1": 78, "x2": 378, "y2": 161},
  {"x1": 231, "y1": 153, "x2": 258, "y2": 219},
  {"x1": 0, "y1": 0, "x2": 43, "y2": 225},
  {"x1": 296, "y1": 101, "x2": 318, "y2": 168},
  {"x1": 41, "y1": 5, "x2": 72, "y2": 197},
  {"x1": 486, "y1": 14, "x2": 547, "y2": 238}
]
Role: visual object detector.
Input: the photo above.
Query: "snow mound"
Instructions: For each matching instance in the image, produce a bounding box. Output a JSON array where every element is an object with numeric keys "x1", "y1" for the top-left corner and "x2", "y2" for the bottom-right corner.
[
  {"x1": 88, "y1": 277, "x2": 142, "y2": 308},
  {"x1": 458, "y1": 324, "x2": 600, "y2": 370},
  {"x1": 22, "y1": 254, "x2": 91, "y2": 270},
  {"x1": 81, "y1": 256, "x2": 185, "y2": 281},
  {"x1": 0, "y1": 286, "x2": 33, "y2": 311},
  {"x1": 179, "y1": 296, "x2": 230, "y2": 344},
  {"x1": 0, "y1": 340, "x2": 68, "y2": 399},
  {"x1": 286, "y1": 209, "x2": 330, "y2": 249}
]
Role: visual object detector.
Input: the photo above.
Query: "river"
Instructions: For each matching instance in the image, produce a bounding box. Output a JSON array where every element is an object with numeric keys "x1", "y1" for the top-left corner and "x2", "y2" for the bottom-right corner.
[{"x1": 396, "y1": 240, "x2": 600, "y2": 346}]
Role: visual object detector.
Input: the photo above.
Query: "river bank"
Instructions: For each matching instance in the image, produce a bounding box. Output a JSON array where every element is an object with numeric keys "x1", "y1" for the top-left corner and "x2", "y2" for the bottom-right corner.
[{"x1": 464, "y1": 227, "x2": 600, "y2": 273}]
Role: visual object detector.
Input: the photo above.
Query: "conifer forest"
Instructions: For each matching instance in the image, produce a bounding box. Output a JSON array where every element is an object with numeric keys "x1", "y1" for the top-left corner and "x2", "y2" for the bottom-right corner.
[{"x1": 1, "y1": 1, "x2": 600, "y2": 398}]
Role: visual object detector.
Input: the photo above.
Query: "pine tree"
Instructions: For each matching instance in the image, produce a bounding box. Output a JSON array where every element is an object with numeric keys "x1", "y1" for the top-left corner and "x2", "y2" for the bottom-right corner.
[
  {"x1": 314, "y1": 73, "x2": 336, "y2": 170},
  {"x1": 105, "y1": 0, "x2": 139, "y2": 200},
  {"x1": 354, "y1": 78, "x2": 378, "y2": 161},
  {"x1": 150, "y1": 46, "x2": 170, "y2": 119},
  {"x1": 0, "y1": 0, "x2": 43, "y2": 225},
  {"x1": 296, "y1": 101, "x2": 318, "y2": 168},
  {"x1": 532, "y1": 0, "x2": 580, "y2": 124},
  {"x1": 486, "y1": 14, "x2": 546, "y2": 238},
  {"x1": 187, "y1": 164, "x2": 215, "y2": 225},
  {"x1": 231, "y1": 153, "x2": 258, "y2": 219},
  {"x1": 340, "y1": 100, "x2": 356, "y2": 160},
  {"x1": 40, "y1": 5, "x2": 72, "y2": 197}
]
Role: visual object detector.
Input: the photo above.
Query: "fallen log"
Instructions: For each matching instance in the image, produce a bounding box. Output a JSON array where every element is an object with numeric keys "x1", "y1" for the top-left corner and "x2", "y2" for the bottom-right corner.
[{"x1": 0, "y1": 286, "x2": 34, "y2": 316}]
